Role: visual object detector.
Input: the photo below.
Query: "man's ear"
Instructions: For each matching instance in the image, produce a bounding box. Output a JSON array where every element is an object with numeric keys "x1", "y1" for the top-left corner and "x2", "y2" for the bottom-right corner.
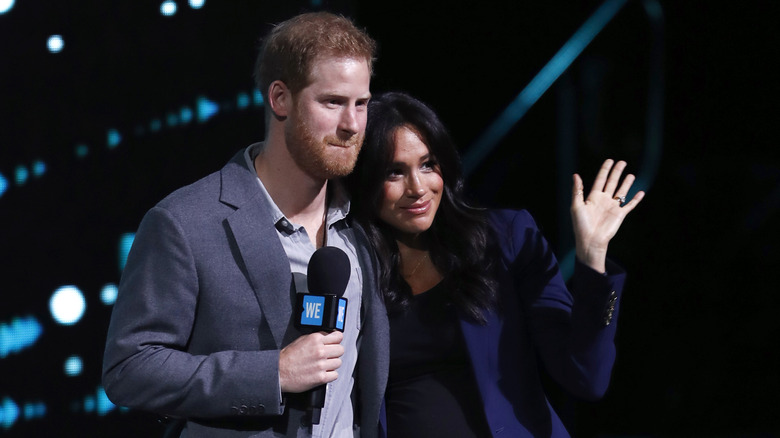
[{"x1": 268, "y1": 80, "x2": 291, "y2": 120}]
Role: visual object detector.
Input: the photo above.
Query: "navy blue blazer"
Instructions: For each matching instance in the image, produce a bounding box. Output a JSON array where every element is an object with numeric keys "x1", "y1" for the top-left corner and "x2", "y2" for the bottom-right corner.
[{"x1": 378, "y1": 209, "x2": 625, "y2": 438}]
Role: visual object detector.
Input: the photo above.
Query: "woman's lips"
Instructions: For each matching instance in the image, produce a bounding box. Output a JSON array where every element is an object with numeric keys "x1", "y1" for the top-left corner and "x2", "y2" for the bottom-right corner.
[{"x1": 403, "y1": 200, "x2": 430, "y2": 215}]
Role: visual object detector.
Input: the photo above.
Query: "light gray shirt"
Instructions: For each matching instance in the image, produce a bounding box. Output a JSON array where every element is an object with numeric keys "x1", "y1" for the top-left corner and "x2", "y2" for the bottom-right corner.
[{"x1": 245, "y1": 144, "x2": 362, "y2": 438}]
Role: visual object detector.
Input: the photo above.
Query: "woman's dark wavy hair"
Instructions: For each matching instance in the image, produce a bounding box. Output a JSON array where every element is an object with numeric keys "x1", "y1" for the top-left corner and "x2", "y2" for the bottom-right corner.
[{"x1": 347, "y1": 92, "x2": 499, "y2": 324}]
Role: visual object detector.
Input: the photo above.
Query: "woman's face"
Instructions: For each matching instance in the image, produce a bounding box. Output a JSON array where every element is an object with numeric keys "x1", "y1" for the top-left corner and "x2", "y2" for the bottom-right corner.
[{"x1": 378, "y1": 126, "x2": 444, "y2": 242}]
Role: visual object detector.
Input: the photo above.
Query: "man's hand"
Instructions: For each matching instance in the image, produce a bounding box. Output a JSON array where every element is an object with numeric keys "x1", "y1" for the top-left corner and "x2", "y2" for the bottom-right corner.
[{"x1": 279, "y1": 331, "x2": 344, "y2": 393}]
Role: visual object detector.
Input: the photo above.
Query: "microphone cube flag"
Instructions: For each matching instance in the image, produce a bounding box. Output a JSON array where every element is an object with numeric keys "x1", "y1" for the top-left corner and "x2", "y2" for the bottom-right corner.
[{"x1": 295, "y1": 294, "x2": 348, "y2": 332}]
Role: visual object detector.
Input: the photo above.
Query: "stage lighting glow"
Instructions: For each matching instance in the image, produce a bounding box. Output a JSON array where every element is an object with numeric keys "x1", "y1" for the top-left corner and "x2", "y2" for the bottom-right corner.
[
  {"x1": 253, "y1": 89, "x2": 264, "y2": 106},
  {"x1": 237, "y1": 92, "x2": 250, "y2": 109},
  {"x1": 0, "y1": 172, "x2": 7, "y2": 198},
  {"x1": 49, "y1": 286, "x2": 86, "y2": 326},
  {"x1": 47, "y1": 35, "x2": 64, "y2": 53},
  {"x1": 64, "y1": 355, "x2": 83, "y2": 376},
  {"x1": 0, "y1": 397, "x2": 19, "y2": 430},
  {"x1": 167, "y1": 112, "x2": 179, "y2": 127},
  {"x1": 180, "y1": 106, "x2": 193, "y2": 124},
  {"x1": 189, "y1": 0, "x2": 205, "y2": 9},
  {"x1": 196, "y1": 96, "x2": 219, "y2": 123},
  {"x1": 22, "y1": 402, "x2": 45, "y2": 420},
  {"x1": 0, "y1": 316, "x2": 43, "y2": 359},
  {"x1": 161, "y1": 1, "x2": 177, "y2": 16},
  {"x1": 150, "y1": 118, "x2": 162, "y2": 132},
  {"x1": 119, "y1": 233, "x2": 135, "y2": 272},
  {"x1": 101, "y1": 283, "x2": 118, "y2": 305},
  {"x1": 75, "y1": 144, "x2": 89, "y2": 158},
  {"x1": 32, "y1": 160, "x2": 46, "y2": 178},
  {"x1": 107, "y1": 129, "x2": 122, "y2": 149},
  {"x1": 14, "y1": 165, "x2": 28, "y2": 186},
  {"x1": 96, "y1": 387, "x2": 115, "y2": 416},
  {"x1": 0, "y1": 0, "x2": 15, "y2": 15}
]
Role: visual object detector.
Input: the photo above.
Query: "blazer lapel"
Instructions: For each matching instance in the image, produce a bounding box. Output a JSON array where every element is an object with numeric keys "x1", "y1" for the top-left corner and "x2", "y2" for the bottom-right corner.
[{"x1": 220, "y1": 148, "x2": 292, "y2": 348}]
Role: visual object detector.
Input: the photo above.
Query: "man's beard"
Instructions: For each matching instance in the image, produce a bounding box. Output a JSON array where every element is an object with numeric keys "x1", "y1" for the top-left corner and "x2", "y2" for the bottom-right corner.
[{"x1": 285, "y1": 112, "x2": 363, "y2": 180}]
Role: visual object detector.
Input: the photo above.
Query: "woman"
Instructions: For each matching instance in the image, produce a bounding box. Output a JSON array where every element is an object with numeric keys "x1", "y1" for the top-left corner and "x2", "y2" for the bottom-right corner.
[{"x1": 347, "y1": 92, "x2": 644, "y2": 438}]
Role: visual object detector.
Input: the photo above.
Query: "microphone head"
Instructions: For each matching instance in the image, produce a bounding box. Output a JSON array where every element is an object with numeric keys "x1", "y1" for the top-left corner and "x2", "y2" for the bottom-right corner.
[{"x1": 307, "y1": 246, "x2": 351, "y2": 297}]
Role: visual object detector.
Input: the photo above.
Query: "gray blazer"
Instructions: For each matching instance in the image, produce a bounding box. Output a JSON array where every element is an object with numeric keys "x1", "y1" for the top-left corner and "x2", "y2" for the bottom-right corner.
[{"x1": 102, "y1": 147, "x2": 389, "y2": 437}]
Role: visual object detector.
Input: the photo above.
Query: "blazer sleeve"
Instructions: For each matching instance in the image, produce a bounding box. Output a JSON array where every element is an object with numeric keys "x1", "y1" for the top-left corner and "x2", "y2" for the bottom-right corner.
[
  {"x1": 489, "y1": 209, "x2": 626, "y2": 401},
  {"x1": 102, "y1": 205, "x2": 285, "y2": 419}
]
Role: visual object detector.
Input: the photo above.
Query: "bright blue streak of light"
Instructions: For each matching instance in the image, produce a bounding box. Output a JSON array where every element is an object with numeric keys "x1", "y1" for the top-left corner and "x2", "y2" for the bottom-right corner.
[
  {"x1": 180, "y1": 107, "x2": 193, "y2": 124},
  {"x1": 0, "y1": 0, "x2": 16, "y2": 15},
  {"x1": 101, "y1": 283, "x2": 119, "y2": 305},
  {"x1": 119, "y1": 233, "x2": 135, "y2": 272},
  {"x1": 189, "y1": 0, "x2": 205, "y2": 9},
  {"x1": 161, "y1": 1, "x2": 177, "y2": 16},
  {"x1": 0, "y1": 172, "x2": 7, "y2": 198},
  {"x1": 32, "y1": 160, "x2": 46, "y2": 178},
  {"x1": 107, "y1": 129, "x2": 122, "y2": 149},
  {"x1": 237, "y1": 92, "x2": 250, "y2": 109},
  {"x1": 1, "y1": 397, "x2": 19, "y2": 430},
  {"x1": 14, "y1": 165, "x2": 28, "y2": 186},
  {"x1": 47, "y1": 35, "x2": 64, "y2": 53},
  {"x1": 96, "y1": 387, "x2": 115, "y2": 416},
  {"x1": 253, "y1": 89, "x2": 264, "y2": 106},
  {"x1": 64, "y1": 355, "x2": 83, "y2": 376},
  {"x1": 197, "y1": 96, "x2": 219, "y2": 123},
  {"x1": 0, "y1": 316, "x2": 43, "y2": 359},
  {"x1": 463, "y1": 0, "x2": 629, "y2": 176}
]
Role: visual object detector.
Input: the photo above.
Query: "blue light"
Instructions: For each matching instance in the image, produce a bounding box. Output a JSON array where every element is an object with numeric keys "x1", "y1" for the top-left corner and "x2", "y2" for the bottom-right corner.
[
  {"x1": 32, "y1": 160, "x2": 46, "y2": 178},
  {"x1": 253, "y1": 89, "x2": 264, "y2": 106},
  {"x1": 150, "y1": 118, "x2": 162, "y2": 132},
  {"x1": 83, "y1": 396, "x2": 95, "y2": 413},
  {"x1": 64, "y1": 355, "x2": 83, "y2": 376},
  {"x1": 49, "y1": 285, "x2": 86, "y2": 326},
  {"x1": 0, "y1": 397, "x2": 19, "y2": 430},
  {"x1": 196, "y1": 96, "x2": 219, "y2": 123},
  {"x1": 189, "y1": 0, "x2": 205, "y2": 9},
  {"x1": 180, "y1": 106, "x2": 193, "y2": 124},
  {"x1": 47, "y1": 35, "x2": 64, "y2": 53},
  {"x1": 237, "y1": 92, "x2": 250, "y2": 109},
  {"x1": 0, "y1": 172, "x2": 7, "y2": 198},
  {"x1": 96, "y1": 387, "x2": 115, "y2": 416},
  {"x1": 101, "y1": 283, "x2": 118, "y2": 305},
  {"x1": 119, "y1": 233, "x2": 135, "y2": 272},
  {"x1": 75, "y1": 144, "x2": 89, "y2": 158},
  {"x1": 0, "y1": 0, "x2": 15, "y2": 15},
  {"x1": 107, "y1": 129, "x2": 122, "y2": 149},
  {"x1": 22, "y1": 402, "x2": 44, "y2": 420},
  {"x1": 14, "y1": 165, "x2": 28, "y2": 186},
  {"x1": 161, "y1": 1, "x2": 177, "y2": 16},
  {"x1": 462, "y1": 0, "x2": 630, "y2": 176},
  {"x1": 0, "y1": 316, "x2": 43, "y2": 359},
  {"x1": 166, "y1": 112, "x2": 179, "y2": 127}
]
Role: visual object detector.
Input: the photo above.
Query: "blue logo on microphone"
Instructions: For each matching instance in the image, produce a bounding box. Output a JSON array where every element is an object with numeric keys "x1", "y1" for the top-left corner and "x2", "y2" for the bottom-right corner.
[
  {"x1": 300, "y1": 295, "x2": 325, "y2": 326},
  {"x1": 336, "y1": 298, "x2": 347, "y2": 331}
]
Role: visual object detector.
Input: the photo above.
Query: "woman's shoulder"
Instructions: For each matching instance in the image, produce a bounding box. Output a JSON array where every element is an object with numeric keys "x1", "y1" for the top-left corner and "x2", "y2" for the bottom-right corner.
[{"x1": 486, "y1": 208, "x2": 539, "y2": 233}]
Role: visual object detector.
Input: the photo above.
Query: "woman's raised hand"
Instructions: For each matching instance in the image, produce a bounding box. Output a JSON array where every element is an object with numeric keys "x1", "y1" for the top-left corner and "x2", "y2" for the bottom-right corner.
[{"x1": 570, "y1": 159, "x2": 645, "y2": 273}]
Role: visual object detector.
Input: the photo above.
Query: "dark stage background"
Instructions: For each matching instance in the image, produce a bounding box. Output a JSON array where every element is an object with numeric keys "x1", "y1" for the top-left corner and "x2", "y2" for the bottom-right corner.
[{"x1": 1, "y1": 0, "x2": 778, "y2": 436}]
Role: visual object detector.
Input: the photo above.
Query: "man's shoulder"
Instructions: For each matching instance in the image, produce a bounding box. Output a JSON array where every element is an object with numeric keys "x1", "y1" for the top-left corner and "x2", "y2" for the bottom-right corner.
[{"x1": 156, "y1": 148, "x2": 250, "y2": 213}]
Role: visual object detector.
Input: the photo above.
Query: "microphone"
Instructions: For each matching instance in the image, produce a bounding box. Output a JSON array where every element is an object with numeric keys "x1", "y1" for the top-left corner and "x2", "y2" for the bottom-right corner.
[
  {"x1": 294, "y1": 246, "x2": 351, "y2": 424},
  {"x1": 295, "y1": 246, "x2": 350, "y2": 332}
]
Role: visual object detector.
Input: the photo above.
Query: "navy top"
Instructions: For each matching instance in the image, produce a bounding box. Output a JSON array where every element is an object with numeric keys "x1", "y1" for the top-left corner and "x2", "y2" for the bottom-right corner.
[{"x1": 385, "y1": 282, "x2": 491, "y2": 438}]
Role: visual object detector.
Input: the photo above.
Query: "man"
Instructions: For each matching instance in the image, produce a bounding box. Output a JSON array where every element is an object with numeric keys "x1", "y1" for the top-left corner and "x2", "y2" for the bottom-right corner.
[{"x1": 102, "y1": 12, "x2": 389, "y2": 437}]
